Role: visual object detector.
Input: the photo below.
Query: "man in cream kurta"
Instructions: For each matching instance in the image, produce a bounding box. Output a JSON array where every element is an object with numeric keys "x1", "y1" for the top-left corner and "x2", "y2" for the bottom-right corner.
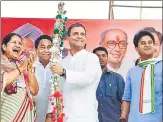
[
  {"x1": 32, "y1": 35, "x2": 54, "y2": 122},
  {"x1": 61, "y1": 49, "x2": 102, "y2": 122},
  {"x1": 34, "y1": 61, "x2": 53, "y2": 122},
  {"x1": 50, "y1": 23, "x2": 102, "y2": 122}
]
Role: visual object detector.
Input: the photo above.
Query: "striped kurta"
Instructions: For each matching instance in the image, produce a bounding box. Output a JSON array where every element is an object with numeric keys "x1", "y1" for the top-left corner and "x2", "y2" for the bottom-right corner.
[{"x1": 1, "y1": 55, "x2": 36, "y2": 122}]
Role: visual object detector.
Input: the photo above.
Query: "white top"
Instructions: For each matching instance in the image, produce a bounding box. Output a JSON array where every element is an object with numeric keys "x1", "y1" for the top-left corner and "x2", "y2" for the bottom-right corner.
[
  {"x1": 107, "y1": 58, "x2": 134, "y2": 81},
  {"x1": 50, "y1": 49, "x2": 102, "y2": 122},
  {"x1": 16, "y1": 75, "x2": 26, "y2": 88},
  {"x1": 33, "y1": 61, "x2": 53, "y2": 122}
]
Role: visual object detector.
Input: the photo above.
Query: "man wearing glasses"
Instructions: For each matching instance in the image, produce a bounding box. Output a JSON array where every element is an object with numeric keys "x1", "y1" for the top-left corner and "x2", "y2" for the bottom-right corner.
[{"x1": 100, "y1": 28, "x2": 133, "y2": 79}]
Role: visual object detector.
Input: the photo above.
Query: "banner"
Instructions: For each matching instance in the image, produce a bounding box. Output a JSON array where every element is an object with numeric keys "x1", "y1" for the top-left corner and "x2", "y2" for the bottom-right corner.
[{"x1": 1, "y1": 18, "x2": 162, "y2": 79}]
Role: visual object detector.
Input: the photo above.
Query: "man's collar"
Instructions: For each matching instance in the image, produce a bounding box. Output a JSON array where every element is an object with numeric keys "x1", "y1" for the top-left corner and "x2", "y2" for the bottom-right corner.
[
  {"x1": 107, "y1": 64, "x2": 119, "y2": 72},
  {"x1": 103, "y1": 67, "x2": 112, "y2": 74},
  {"x1": 33, "y1": 59, "x2": 50, "y2": 68},
  {"x1": 69, "y1": 49, "x2": 86, "y2": 56}
]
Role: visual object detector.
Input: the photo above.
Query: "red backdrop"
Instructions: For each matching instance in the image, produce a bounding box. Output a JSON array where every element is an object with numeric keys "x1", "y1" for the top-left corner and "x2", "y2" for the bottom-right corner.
[{"x1": 1, "y1": 18, "x2": 162, "y2": 59}]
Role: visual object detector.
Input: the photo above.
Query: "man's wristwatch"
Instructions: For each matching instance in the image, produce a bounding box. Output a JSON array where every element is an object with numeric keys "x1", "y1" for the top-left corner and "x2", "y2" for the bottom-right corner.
[
  {"x1": 46, "y1": 113, "x2": 52, "y2": 119},
  {"x1": 61, "y1": 69, "x2": 66, "y2": 77}
]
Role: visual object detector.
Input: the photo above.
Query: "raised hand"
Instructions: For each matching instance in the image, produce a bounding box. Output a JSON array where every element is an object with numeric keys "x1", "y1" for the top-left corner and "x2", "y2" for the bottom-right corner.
[
  {"x1": 19, "y1": 58, "x2": 29, "y2": 73},
  {"x1": 27, "y1": 51, "x2": 37, "y2": 71}
]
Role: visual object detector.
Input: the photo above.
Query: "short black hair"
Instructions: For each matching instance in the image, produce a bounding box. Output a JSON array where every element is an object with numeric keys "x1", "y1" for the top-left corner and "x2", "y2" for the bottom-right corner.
[
  {"x1": 35, "y1": 35, "x2": 53, "y2": 49},
  {"x1": 1, "y1": 33, "x2": 22, "y2": 54},
  {"x1": 93, "y1": 46, "x2": 108, "y2": 56},
  {"x1": 67, "y1": 23, "x2": 86, "y2": 37},
  {"x1": 133, "y1": 30, "x2": 155, "y2": 48},
  {"x1": 143, "y1": 27, "x2": 162, "y2": 45}
]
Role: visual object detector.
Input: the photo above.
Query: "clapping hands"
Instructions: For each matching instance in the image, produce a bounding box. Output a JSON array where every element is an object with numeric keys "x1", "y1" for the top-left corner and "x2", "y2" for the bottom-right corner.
[{"x1": 19, "y1": 50, "x2": 37, "y2": 72}]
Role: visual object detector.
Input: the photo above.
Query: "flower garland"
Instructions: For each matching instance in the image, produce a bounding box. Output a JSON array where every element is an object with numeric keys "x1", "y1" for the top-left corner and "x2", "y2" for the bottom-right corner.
[{"x1": 49, "y1": 2, "x2": 68, "y2": 122}]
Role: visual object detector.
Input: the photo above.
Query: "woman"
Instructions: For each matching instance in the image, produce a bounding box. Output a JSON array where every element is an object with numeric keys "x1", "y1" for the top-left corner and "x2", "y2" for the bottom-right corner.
[{"x1": 1, "y1": 33, "x2": 39, "y2": 122}]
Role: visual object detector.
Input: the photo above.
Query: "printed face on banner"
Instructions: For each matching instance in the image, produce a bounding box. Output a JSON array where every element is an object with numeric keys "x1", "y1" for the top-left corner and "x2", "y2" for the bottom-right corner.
[
  {"x1": 100, "y1": 29, "x2": 128, "y2": 65},
  {"x1": 23, "y1": 37, "x2": 35, "y2": 52},
  {"x1": 1, "y1": 18, "x2": 162, "y2": 78},
  {"x1": 152, "y1": 32, "x2": 161, "y2": 57},
  {"x1": 19, "y1": 37, "x2": 35, "y2": 61}
]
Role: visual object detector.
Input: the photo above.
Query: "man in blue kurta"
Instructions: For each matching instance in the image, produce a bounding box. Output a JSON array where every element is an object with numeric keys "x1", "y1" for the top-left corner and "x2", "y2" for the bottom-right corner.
[{"x1": 120, "y1": 30, "x2": 162, "y2": 122}]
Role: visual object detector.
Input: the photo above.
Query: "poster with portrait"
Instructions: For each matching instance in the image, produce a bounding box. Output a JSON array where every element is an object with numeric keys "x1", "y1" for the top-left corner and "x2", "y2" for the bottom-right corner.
[{"x1": 1, "y1": 18, "x2": 162, "y2": 79}]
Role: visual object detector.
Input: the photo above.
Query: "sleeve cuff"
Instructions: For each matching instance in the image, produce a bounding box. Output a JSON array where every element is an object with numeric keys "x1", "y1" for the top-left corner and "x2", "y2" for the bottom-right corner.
[{"x1": 122, "y1": 97, "x2": 131, "y2": 102}]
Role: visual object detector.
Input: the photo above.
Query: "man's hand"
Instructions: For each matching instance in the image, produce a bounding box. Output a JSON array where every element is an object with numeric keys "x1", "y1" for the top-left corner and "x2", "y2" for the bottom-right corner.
[
  {"x1": 45, "y1": 113, "x2": 52, "y2": 122},
  {"x1": 119, "y1": 118, "x2": 127, "y2": 122},
  {"x1": 45, "y1": 117, "x2": 51, "y2": 122},
  {"x1": 50, "y1": 62, "x2": 64, "y2": 75}
]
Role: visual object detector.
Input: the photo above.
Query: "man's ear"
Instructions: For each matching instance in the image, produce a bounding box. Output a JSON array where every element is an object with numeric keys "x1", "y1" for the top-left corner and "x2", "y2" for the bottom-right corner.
[
  {"x1": 67, "y1": 37, "x2": 72, "y2": 44},
  {"x1": 135, "y1": 47, "x2": 138, "y2": 53}
]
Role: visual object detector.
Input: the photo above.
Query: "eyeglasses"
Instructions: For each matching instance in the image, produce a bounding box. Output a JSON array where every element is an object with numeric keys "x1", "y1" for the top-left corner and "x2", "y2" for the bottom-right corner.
[{"x1": 104, "y1": 41, "x2": 128, "y2": 49}]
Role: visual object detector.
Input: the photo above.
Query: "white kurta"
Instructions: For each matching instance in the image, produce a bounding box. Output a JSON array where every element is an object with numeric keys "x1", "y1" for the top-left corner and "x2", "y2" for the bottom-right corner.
[
  {"x1": 33, "y1": 61, "x2": 53, "y2": 122},
  {"x1": 60, "y1": 49, "x2": 102, "y2": 122}
]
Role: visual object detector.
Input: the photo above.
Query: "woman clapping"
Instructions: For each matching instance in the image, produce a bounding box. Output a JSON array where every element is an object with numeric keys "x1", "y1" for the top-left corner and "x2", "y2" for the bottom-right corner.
[{"x1": 1, "y1": 33, "x2": 39, "y2": 122}]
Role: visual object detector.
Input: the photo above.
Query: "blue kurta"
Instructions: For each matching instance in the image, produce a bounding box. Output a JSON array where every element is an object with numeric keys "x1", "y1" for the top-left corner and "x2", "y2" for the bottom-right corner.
[{"x1": 122, "y1": 60, "x2": 162, "y2": 122}]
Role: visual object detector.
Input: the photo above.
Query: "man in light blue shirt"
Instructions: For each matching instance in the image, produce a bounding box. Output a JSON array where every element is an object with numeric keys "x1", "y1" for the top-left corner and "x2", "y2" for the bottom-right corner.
[{"x1": 120, "y1": 30, "x2": 162, "y2": 122}]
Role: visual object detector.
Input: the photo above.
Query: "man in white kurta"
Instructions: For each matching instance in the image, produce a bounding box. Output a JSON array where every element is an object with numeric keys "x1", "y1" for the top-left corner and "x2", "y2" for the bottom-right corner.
[
  {"x1": 32, "y1": 35, "x2": 54, "y2": 122},
  {"x1": 34, "y1": 61, "x2": 53, "y2": 122},
  {"x1": 50, "y1": 23, "x2": 102, "y2": 122},
  {"x1": 60, "y1": 49, "x2": 102, "y2": 122}
]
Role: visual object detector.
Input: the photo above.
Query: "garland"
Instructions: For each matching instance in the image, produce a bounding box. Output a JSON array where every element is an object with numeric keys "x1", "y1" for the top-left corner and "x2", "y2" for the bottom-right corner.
[{"x1": 49, "y1": 2, "x2": 68, "y2": 122}]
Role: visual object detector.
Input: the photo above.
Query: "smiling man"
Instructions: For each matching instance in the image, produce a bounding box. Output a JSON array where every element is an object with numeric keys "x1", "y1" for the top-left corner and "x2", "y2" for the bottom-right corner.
[
  {"x1": 135, "y1": 27, "x2": 163, "y2": 65},
  {"x1": 120, "y1": 30, "x2": 162, "y2": 122},
  {"x1": 143, "y1": 27, "x2": 162, "y2": 58},
  {"x1": 100, "y1": 28, "x2": 132, "y2": 79},
  {"x1": 49, "y1": 23, "x2": 102, "y2": 122},
  {"x1": 32, "y1": 35, "x2": 54, "y2": 122}
]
